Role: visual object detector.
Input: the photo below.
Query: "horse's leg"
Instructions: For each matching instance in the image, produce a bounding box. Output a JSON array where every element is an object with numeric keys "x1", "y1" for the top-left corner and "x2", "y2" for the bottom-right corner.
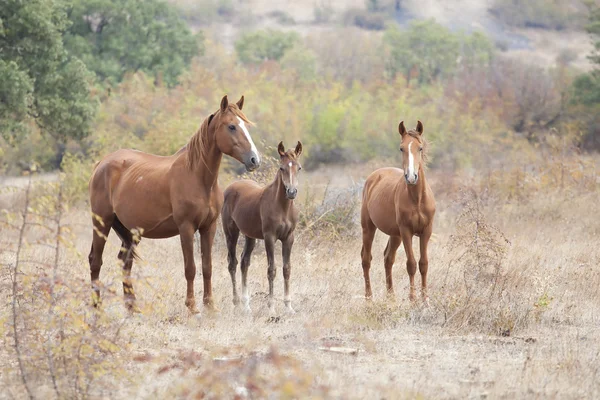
[
  {"x1": 360, "y1": 212, "x2": 376, "y2": 300},
  {"x1": 118, "y1": 241, "x2": 139, "y2": 312},
  {"x1": 383, "y1": 236, "x2": 402, "y2": 301},
  {"x1": 400, "y1": 230, "x2": 417, "y2": 302},
  {"x1": 419, "y1": 225, "x2": 433, "y2": 303},
  {"x1": 264, "y1": 234, "x2": 277, "y2": 315},
  {"x1": 282, "y1": 233, "x2": 295, "y2": 314},
  {"x1": 88, "y1": 213, "x2": 114, "y2": 307},
  {"x1": 240, "y1": 236, "x2": 256, "y2": 312},
  {"x1": 199, "y1": 222, "x2": 217, "y2": 311},
  {"x1": 224, "y1": 224, "x2": 240, "y2": 306},
  {"x1": 179, "y1": 221, "x2": 200, "y2": 313}
]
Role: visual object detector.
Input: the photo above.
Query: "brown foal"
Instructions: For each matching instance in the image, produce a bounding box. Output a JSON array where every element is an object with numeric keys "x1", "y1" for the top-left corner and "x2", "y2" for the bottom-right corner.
[
  {"x1": 360, "y1": 121, "x2": 436, "y2": 302},
  {"x1": 88, "y1": 95, "x2": 260, "y2": 313},
  {"x1": 221, "y1": 141, "x2": 302, "y2": 315}
]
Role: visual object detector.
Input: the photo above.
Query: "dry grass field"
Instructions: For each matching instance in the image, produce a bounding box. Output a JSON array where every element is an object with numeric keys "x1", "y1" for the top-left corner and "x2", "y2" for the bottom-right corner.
[{"x1": 2, "y1": 155, "x2": 599, "y2": 399}]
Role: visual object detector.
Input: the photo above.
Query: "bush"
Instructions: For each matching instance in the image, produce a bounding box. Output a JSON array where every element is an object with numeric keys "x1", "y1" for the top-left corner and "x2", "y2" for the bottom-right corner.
[
  {"x1": 343, "y1": 8, "x2": 387, "y2": 30},
  {"x1": 235, "y1": 30, "x2": 300, "y2": 64},
  {"x1": 313, "y1": 0, "x2": 334, "y2": 24},
  {"x1": 490, "y1": 0, "x2": 585, "y2": 30}
]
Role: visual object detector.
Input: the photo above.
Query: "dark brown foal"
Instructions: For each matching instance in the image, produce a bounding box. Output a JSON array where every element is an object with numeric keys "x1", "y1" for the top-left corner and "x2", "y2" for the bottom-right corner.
[{"x1": 221, "y1": 141, "x2": 302, "y2": 315}]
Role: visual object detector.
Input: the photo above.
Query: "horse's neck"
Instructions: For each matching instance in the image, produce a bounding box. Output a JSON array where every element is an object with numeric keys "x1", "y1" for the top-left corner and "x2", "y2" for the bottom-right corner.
[
  {"x1": 267, "y1": 172, "x2": 292, "y2": 211},
  {"x1": 405, "y1": 165, "x2": 428, "y2": 204},
  {"x1": 182, "y1": 131, "x2": 222, "y2": 189}
]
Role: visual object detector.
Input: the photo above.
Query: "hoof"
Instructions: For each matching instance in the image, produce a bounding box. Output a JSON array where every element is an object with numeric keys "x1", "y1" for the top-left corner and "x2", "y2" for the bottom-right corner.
[
  {"x1": 284, "y1": 302, "x2": 295, "y2": 315},
  {"x1": 126, "y1": 303, "x2": 142, "y2": 314}
]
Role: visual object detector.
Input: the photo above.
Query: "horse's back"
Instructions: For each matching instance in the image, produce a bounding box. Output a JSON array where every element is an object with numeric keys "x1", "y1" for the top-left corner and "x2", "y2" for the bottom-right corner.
[{"x1": 362, "y1": 167, "x2": 403, "y2": 236}]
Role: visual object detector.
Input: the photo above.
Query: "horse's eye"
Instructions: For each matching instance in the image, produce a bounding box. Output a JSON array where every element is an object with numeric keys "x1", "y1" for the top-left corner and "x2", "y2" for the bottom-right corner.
[
  {"x1": 228, "y1": 124, "x2": 236, "y2": 131},
  {"x1": 299, "y1": 166, "x2": 302, "y2": 171},
  {"x1": 280, "y1": 167, "x2": 284, "y2": 171},
  {"x1": 419, "y1": 147, "x2": 423, "y2": 152},
  {"x1": 400, "y1": 148, "x2": 404, "y2": 152}
]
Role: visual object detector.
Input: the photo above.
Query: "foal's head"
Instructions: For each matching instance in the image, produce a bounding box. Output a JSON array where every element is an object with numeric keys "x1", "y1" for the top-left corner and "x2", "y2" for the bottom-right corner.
[
  {"x1": 213, "y1": 95, "x2": 261, "y2": 171},
  {"x1": 277, "y1": 141, "x2": 303, "y2": 200},
  {"x1": 399, "y1": 120, "x2": 426, "y2": 185}
]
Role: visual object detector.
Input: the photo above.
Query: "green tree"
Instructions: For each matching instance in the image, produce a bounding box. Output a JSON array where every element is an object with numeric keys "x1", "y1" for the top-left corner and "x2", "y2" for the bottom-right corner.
[
  {"x1": 384, "y1": 21, "x2": 494, "y2": 85},
  {"x1": 572, "y1": 2, "x2": 600, "y2": 148},
  {"x1": 0, "y1": 0, "x2": 96, "y2": 145},
  {"x1": 63, "y1": 0, "x2": 202, "y2": 86},
  {"x1": 235, "y1": 30, "x2": 300, "y2": 64}
]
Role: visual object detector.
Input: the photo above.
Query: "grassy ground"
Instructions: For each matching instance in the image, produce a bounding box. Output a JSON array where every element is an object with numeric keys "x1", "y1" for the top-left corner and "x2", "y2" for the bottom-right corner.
[{"x1": 1, "y1": 160, "x2": 599, "y2": 398}]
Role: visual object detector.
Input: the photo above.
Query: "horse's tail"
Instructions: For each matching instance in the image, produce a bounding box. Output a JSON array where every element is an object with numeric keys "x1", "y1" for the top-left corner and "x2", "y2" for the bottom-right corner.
[{"x1": 112, "y1": 216, "x2": 141, "y2": 261}]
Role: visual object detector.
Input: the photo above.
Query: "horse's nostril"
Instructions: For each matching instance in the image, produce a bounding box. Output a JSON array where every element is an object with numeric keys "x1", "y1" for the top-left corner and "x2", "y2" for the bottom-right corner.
[{"x1": 250, "y1": 156, "x2": 257, "y2": 165}]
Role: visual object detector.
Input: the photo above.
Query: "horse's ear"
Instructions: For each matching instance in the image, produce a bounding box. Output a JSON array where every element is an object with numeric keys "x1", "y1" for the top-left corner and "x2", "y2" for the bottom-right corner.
[
  {"x1": 277, "y1": 141, "x2": 286, "y2": 157},
  {"x1": 295, "y1": 141, "x2": 303, "y2": 157},
  {"x1": 399, "y1": 121, "x2": 407, "y2": 137},
  {"x1": 220, "y1": 95, "x2": 229, "y2": 112},
  {"x1": 416, "y1": 120, "x2": 424, "y2": 135},
  {"x1": 236, "y1": 95, "x2": 244, "y2": 110}
]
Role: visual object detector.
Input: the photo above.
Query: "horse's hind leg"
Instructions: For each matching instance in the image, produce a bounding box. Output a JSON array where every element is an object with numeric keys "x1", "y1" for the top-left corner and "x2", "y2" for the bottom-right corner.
[
  {"x1": 360, "y1": 210, "x2": 376, "y2": 300},
  {"x1": 88, "y1": 213, "x2": 114, "y2": 307},
  {"x1": 224, "y1": 223, "x2": 240, "y2": 306},
  {"x1": 240, "y1": 236, "x2": 256, "y2": 312},
  {"x1": 118, "y1": 241, "x2": 139, "y2": 312},
  {"x1": 383, "y1": 236, "x2": 402, "y2": 301},
  {"x1": 419, "y1": 224, "x2": 433, "y2": 303}
]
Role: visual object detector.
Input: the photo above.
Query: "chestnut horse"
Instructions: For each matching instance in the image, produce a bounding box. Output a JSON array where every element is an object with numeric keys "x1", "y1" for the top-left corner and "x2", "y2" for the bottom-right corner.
[
  {"x1": 88, "y1": 95, "x2": 260, "y2": 313},
  {"x1": 221, "y1": 141, "x2": 302, "y2": 315},
  {"x1": 361, "y1": 121, "x2": 436, "y2": 302}
]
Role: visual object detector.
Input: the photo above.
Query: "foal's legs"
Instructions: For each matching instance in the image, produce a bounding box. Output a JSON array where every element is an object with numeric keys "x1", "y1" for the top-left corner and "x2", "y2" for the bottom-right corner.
[
  {"x1": 360, "y1": 213, "x2": 376, "y2": 300},
  {"x1": 199, "y1": 222, "x2": 217, "y2": 310},
  {"x1": 264, "y1": 234, "x2": 277, "y2": 315},
  {"x1": 383, "y1": 236, "x2": 402, "y2": 300},
  {"x1": 282, "y1": 234, "x2": 295, "y2": 313},
  {"x1": 224, "y1": 224, "x2": 240, "y2": 306},
  {"x1": 118, "y1": 241, "x2": 138, "y2": 312},
  {"x1": 400, "y1": 230, "x2": 417, "y2": 302},
  {"x1": 88, "y1": 213, "x2": 114, "y2": 307},
  {"x1": 178, "y1": 221, "x2": 199, "y2": 313},
  {"x1": 419, "y1": 225, "x2": 433, "y2": 302},
  {"x1": 240, "y1": 236, "x2": 256, "y2": 312}
]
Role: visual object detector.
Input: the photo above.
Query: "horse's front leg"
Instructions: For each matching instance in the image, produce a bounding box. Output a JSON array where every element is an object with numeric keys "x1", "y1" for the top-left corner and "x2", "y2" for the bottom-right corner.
[
  {"x1": 179, "y1": 222, "x2": 199, "y2": 313},
  {"x1": 282, "y1": 233, "x2": 295, "y2": 314},
  {"x1": 264, "y1": 234, "x2": 277, "y2": 315},
  {"x1": 400, "y1": 229, "x2": 417, "y2": 302},
  {"x1": 419, "y1": 225, "x2": 432, "y2": 303},
  {"x1": 200, "y1": 222, "x2": 217, "y2": 311}
]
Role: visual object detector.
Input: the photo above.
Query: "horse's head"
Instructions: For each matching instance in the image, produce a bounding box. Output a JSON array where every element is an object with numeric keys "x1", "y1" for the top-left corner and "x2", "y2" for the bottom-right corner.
[
  {"x1": 277, "y1": 141, "x2": 303, "y2": 200},
  {"x1": 214, "y1": 95, "x2": 260, "y2": 171},
  {"x1": 399, "y1": 120, "x2": 425, "y2": 185}
]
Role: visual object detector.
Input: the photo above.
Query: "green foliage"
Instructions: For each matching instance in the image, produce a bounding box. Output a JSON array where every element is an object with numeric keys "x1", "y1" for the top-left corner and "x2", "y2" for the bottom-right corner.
[
  {"x1": 280, "y1": 45, "x2": 318, "y2": 82},
  {"x1": 64, "y1": 0, "x2": 202, "y2": 87},
  {"x1": 0, "y1": 0, "x2": 96, "y2": 143},
  {"x1": 490, "y1": 0, "x2": 585, "y2": 30},
  {"x1": 235, "y1": 30, "x2": 300, "y2": 64},
  {"x1": 384, "y1": 20, "x2": 495, "y2": 85}
]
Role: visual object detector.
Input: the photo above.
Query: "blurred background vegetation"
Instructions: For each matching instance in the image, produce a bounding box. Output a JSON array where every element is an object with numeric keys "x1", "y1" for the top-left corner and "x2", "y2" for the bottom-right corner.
[{"x1": 1, "y1": 0, "x2": 599, "y2": 180}]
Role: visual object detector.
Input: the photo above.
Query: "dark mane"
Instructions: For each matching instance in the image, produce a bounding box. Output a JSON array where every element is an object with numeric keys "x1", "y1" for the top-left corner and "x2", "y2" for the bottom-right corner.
[{"x1": 186, "y1": 105, "x2": 253, "y2": 170}]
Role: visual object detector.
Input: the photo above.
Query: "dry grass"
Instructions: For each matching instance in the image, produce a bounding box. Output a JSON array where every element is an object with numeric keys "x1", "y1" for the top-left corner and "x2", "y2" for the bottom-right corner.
[{"x1": 1, "y1": 156, "x2": 600, "y2": 398}]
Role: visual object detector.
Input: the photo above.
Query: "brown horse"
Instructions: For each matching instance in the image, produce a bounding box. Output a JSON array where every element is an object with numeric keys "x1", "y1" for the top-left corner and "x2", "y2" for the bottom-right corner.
[
  {"x1": 221, "y1": 141, "x2": 302, "y2": 315},
  {"x1": 360, "y1": 121, "x2": 436, "y2": 302},
  {"x1": 88, "y1": 95, "x2": 260, "y2": 313}
]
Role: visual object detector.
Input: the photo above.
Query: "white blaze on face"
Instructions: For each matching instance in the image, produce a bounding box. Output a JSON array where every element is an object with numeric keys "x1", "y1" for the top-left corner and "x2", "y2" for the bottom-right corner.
[
  {"x1": 237, "y1": 117, "x2": 259, "y2": 163},
  {"x1": 288, "y1": 162, "x2": 293, "y2": 185},
  {"x1": 407, "y1": 141, "x2": 416, "y2": 179}
]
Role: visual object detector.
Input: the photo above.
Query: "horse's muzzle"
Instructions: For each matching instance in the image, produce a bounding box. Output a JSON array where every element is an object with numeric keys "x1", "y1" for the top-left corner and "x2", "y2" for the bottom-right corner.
[
  {"x1": 243, "y1": 152, "x2": 261, "y2": 171},
  {"x1": 286, "y1": 188, "x2": 298, "y2": 199},
  {"x1": 405, "y1": 173, "x2": 418, "y2": 185}
]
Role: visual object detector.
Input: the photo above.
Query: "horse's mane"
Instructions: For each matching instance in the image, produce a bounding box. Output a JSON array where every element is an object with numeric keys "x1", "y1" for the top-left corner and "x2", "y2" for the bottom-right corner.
[
  {"x1": 186, "y1": 105, "x2": 252, "y2": 170},
  {"x1": 406, "y1": 129, "x2": 429, "y2": 164}
]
